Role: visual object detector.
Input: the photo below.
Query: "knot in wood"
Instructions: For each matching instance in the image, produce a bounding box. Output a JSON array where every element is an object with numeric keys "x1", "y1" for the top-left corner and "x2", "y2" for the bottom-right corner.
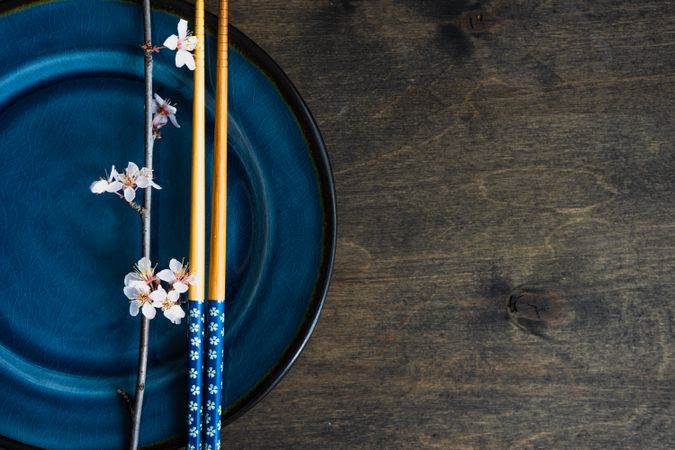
[
  {"x1": 506, "y1": 286, "x2": 570, "y2": 335},
  {"x1": 462, "y1": 10, "x2": 491, "y2": 32}
]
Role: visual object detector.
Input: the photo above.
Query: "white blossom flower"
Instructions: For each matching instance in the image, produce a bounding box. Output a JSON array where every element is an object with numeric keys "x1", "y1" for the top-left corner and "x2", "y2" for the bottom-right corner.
[
  {"x1": 152, "y1": 93, "x2": 180, "y2": 131},
  {"x1": 205, "y1": 443, "x2": 213, "y2": 450},
  {"x1": 208, "y1": 349, "x2": 217, "y2": 360},
  {"x1": 114, "y1": 162, "x2": 161, "y2": 202},
  {"x1": 164, "y1": 303, "x2": 185, "y2": 324},
  {"x1": 157, "y1": 258, "x2": 196, "y2": 294},
  {"x1": 137, "y1": 167, "x2": 161, "y2": 190},
  {"x1": 149, "y1": 287, "x2": 185, "y2": 324},
  {"x1": 210, "y1": 307, "x2": 218, "y2": 317},
  {"x1": 189, "y1": 427, "x2": 198, "y2": 438},
  {"x1": 187, "y1": 444, "x2": 195, "y2": 450},
  {"x1": 189, "y1": 323, "x2": 200, "y2": 332},
  {"x1": 206, "y1": 399, "x2": 215, "y2": 411},
  {"x1": 208, "y1": 384, "x2": 218, "y2": 395},
  {"x1": 190, "y1": 350, "x2": 199, "y2": 360},
  {"x1": 208, "y1": 322, "x2": 218, "y2": 331},
  {"x1": 191, "y1": 336, "x2": 202, "y2": 347},
  {"x1": 190, "y1": 307, "x2": 200, "y2": 318},
  {"x1": 163, "y1": 19, "x2": 197, "y2": 70},
  {"x1": 207, "y1": 367, "x2": 216, "y2": 378},
  {"x1": 124, "y1": 283, "x2": 156, "y2": 319},
  {"x1": 188, "y1": 400, "x2": 198, "y2": 412},
  {"x1": 205, "y1": 414, "x2": 211, "y2": 424},
  {"x1": 219, "y1": 313, "x2": 225, "y2": 323},
  {"x1": 189, "y1": 368, "x2": 198, "y2": 379},
  {"x1": 124, "y1": 257, "x2": 156, "y2": 289},
  {"x1": 187, "y1": 415, "x2": 194, "y2": 425},
  {"x1": 206, "y1": 426, "x2": 216, "y2": 438},
  {"x1": 209, "y1": 336, "x2": 220, "y2": 346},
  {"x1": 190, "y1": 385, "x2": 200, "y2": 396},
  {"x1": 90, "y1": 165, "x2": 123, "y2": 194},
  {"x1": 119, "y1": 162, "x2": 141, "y2": 202}
]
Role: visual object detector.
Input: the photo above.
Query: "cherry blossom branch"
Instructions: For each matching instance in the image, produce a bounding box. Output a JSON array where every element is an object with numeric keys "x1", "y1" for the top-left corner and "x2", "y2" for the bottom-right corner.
[
  {"x1": 89, "y1": 10, "x2": 196, "y2": 449},
  {"x1": 117, "y1": 388, "x2": 133, "y2": 415},
  {"x1": 129, "y1": 201, "x2": 144, "y2": 215},
  {"x1": 127, "y1": 0, "x2": 154, "y2": 448},
  {"x1": 113, "y1": 192, "x2": 145, "y2": 215}
]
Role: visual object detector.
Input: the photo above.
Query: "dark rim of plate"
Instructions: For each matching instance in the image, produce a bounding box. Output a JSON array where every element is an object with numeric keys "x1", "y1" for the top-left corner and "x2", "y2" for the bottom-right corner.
[{"x1": 0, "y1": 1, "x2": 336, "y2": 449}]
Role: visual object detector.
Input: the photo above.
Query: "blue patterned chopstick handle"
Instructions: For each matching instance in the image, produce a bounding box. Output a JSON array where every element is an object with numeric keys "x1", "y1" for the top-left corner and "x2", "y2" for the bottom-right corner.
[
  {"x1": 203, "y1": 300, "x2": 225, "y2": 450},
  {"x1": 187, "y1": 300, "x2": 205, "y2": 450}
]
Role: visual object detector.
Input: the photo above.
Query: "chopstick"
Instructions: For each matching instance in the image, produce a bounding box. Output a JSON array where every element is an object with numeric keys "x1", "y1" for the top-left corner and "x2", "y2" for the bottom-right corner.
[
  {"x1": 204, "y1": 0, "x2": 228, "y2": 447},
  {"x1": 187, "y1": 0, "x2": 206, "y2": 448}
]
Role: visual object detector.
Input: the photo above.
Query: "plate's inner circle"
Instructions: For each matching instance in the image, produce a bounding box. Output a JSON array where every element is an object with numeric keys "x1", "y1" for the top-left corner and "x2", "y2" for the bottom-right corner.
[{"x1": 0, "y1": 58, "x2": 264, "y2": 377}]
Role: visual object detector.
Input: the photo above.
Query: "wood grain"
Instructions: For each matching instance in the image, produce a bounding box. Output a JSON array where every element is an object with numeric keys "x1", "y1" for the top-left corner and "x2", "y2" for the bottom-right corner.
[
  {"x1": 188, "y1": 0, "x2": 206, "y2": 301},
  {"x1": 207, "y1": 0, "x2": 228, "y2": 301},
  {"x1": 203, "y1": 0, "x2": 675, "y2": 448}
]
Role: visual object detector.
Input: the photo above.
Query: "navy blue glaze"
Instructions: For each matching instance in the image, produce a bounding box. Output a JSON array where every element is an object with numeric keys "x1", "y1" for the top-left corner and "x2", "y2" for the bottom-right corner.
[
  {"x1": 186, "y1": 300, "x2": 205, "y2": 450},
  {"x1": 0, "y1": 1, "x2": 335, "y2": 449},
  {"x1": 203, "y1": 300, "x2": 226, "y2": 450}
]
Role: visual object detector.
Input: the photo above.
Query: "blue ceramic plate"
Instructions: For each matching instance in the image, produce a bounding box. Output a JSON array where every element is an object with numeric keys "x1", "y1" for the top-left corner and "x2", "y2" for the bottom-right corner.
[{"x1": 0, "y1": 1, "x2": 335, "y2": 448}]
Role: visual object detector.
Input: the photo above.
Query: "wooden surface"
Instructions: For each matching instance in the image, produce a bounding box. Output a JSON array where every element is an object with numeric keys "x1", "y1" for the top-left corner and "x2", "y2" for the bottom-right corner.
[{"x1": 207, "y1": 0, "x2": 675, "y2": 448}]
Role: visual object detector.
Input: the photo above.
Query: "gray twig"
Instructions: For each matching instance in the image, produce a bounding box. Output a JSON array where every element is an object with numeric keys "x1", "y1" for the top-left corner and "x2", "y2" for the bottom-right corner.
[
  {"x1": 117, "y1": 388, "x2": 133, "y2": 415},
  {"x1": 127, "y1": 0, "x2": 154, "y2": 449},
  {"x1": 115, "y1": 193, "x2": 145, "y2": 215}
]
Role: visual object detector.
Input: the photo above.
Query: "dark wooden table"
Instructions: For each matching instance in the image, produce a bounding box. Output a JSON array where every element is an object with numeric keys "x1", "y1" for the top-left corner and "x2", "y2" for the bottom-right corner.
[{"x1": 207, "y1": 0, "x2": 675, "y2": 448}]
